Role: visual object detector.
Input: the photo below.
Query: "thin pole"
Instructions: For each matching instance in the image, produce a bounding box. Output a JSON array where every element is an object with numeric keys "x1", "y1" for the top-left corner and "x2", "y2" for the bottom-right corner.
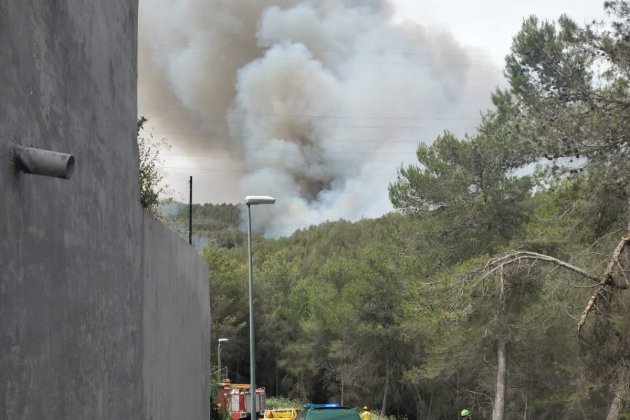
[
  {"x1": 218, "y1": 342, "x2": 222, "y2": 381},
  {"x1": 341, "y1": 377, "x2": 344, "y2": 406},
  {"x1": 247, "y1": 203, "x2": 256, "y2": 420},
  {"x1": 188, "y1": 176, "x2": 193, "y2": 245}
]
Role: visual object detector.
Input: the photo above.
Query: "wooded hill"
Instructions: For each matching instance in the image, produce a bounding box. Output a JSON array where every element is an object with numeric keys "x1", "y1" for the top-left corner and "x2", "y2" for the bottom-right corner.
[
  {"x1": 166, "y1": 202, "x2": 245, "y2": 249},
  {"x1": 196, "y1": 3, "x2": 630, "y2": 419}
]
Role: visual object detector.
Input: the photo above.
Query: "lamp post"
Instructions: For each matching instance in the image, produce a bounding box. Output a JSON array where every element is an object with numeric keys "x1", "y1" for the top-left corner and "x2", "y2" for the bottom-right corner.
[
  {"x1": 218, "y1": 338, "x2": 228, "y2": 380},
  {"x1": 245, "y1": 195, "x2": 275, "y2": 420}
]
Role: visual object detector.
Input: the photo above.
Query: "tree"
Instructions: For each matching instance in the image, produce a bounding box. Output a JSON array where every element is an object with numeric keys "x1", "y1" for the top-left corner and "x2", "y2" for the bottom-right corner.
[
  {"x1": 501, "y1": 7, "x2": 630, "y2": 417},
  {"x1": 202, "y1": 246, "x2": 249, "y2": 381},
  {"x1": 428, "y1": 6, "x2": 630, "y2": 417},
  {"x1": 389, "y1": 112, "x2": 533, "y2": 264},
  {"x1": 137, "y1": 116, "x2": 170, "y2": 213},
  {"x1": 504, "y1": 7, "x2": 630, "y2": 227}
]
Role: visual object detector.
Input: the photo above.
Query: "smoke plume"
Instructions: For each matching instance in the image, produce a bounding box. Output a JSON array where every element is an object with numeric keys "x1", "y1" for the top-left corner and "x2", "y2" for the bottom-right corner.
[{"x1": 139, "y1": 0, "x2": 500, "y2": 236}]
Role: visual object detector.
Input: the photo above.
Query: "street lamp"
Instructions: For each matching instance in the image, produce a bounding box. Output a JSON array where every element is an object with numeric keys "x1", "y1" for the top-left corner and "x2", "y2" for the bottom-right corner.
[
  {"x1": 245, "y1": 195, "x2": 275, "y2": 420},
  {"x1": 218, "y1": 338, "x2": 229, "y2": 380}
]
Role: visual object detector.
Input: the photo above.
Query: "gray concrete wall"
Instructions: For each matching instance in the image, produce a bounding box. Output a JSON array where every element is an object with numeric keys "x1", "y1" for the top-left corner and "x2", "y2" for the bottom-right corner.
[
  {"x1": 143, "y1": 215, "x2": 210, "y2": 420},
  {"x1": 0, "y1": 1, "x2": 209, "y2": 419}
]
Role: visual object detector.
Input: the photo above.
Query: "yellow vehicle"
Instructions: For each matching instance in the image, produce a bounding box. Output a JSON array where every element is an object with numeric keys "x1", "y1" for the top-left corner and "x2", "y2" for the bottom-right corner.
[{"x1": 264, "y1": 407, "x2": 299, "y2": 419}]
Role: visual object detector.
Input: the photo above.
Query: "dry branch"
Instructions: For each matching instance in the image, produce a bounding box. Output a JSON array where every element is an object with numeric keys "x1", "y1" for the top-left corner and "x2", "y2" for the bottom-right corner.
[
  {"x1": 481, "y1": 251, "x2": 600, "y2": 282},
  {"x1": 577, "y1": 235, "x2": 630, "y2": 331},
  {"x1": 478, "y1": 236, "x2": 630, "y2": 332}
]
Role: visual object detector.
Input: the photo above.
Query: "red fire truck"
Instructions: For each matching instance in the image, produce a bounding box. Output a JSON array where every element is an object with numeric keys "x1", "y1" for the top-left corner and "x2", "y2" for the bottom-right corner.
[{"x1": 217, "y1": 380, "x2": 266, "y2": 419}]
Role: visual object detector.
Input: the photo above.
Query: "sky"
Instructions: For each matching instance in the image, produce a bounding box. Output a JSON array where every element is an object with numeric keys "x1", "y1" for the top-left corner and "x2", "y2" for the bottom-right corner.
[
  {"x1": 138, "y1": 0, "x2": 609, "y2": 235},
  {"x1": 392, "y1": 0, "x2": 606, "y2": 67}
]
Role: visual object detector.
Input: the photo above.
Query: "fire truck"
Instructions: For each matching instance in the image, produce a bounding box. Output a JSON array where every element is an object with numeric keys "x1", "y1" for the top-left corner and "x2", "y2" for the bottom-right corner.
[{"x1": 216, "y1": 379, "x2": 266, "y2": 419}]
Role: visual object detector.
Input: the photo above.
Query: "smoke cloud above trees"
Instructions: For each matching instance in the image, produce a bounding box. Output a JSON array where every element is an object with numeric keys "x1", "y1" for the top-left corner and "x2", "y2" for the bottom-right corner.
[{"x1": 139, "y1": 0, "x2": 500, "y2": 235}]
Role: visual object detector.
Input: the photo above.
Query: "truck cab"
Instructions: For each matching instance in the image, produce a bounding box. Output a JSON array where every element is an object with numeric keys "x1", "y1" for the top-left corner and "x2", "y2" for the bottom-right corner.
[{"x1": 296, "y1": 404, "x2": 360, "y2": 420}]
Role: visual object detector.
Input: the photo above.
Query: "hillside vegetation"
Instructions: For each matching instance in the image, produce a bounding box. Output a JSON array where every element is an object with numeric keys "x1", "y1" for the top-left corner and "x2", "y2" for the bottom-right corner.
[
  {"x1": 166, "y1": 202, "x2": 244, "y2": 249},
  {"x1": 198, "y1": 3, "x2": 630, "y2": 419}
]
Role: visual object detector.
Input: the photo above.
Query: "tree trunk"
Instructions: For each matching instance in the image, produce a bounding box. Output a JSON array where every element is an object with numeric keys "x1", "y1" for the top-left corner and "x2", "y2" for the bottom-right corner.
[
  {"x1": 605, "y1": 393, "x2": 621, "y2": 420},
  {"x1": 381, "y1": 361, "x2": 390, "y2": 416},
  {"x1": 492, "y1": 339, "x2": 507, "y2": 420},
  {"x1": 427, "y1": 387, "x2": 434, "y2": 419},
  {"x1": 606, "y1": 367, "x2": 628, "y2": 420}
]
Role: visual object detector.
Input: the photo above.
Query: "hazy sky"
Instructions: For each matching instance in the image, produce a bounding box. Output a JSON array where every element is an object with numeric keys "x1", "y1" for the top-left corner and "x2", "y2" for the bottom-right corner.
[
  {"x1": 138, "y1": 1, "x2": 609, "y2": 235},
  {"x1": 392, "y1": 0, "x2": 606, "y2": 66}
]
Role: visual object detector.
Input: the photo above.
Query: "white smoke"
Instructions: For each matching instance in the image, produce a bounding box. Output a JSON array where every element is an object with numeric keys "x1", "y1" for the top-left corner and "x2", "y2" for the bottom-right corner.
[{"x1": 139, "y1": 0, "x2": 500, "y2": 236}]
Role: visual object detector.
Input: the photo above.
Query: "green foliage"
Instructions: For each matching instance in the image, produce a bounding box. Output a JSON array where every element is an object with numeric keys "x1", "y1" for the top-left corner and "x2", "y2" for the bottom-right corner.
[
  {"x1": 202, "y1": 181, "x2": 629, "y2": 418},
  {"x1": 504, "y1": 7, "x2": 630, "y2": 197},
  {"x1": 389, "y1": 122, "x2": 533, "y2": 261},
  {"x1": 197, "y1": 4, "x2": 630, "y2": 418},
  {"x1": 168, "y1": 202, "x2": 244, "y2": 248},
  {"x1": 265, "y1": 396, "x2": 305, "y2": 409},
  {"x1": 137, "y1": 117, "x2": 171, "y2": 214}
]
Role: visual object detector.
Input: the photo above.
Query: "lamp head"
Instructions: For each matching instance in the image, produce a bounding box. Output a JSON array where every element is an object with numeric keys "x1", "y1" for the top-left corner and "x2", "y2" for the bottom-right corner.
[
  {"x1": 218, "y1": 338, "x2": 229, "y2": 343},
  {"x1": 245, "y1": 196, "x2": 276, "y2": 205}
]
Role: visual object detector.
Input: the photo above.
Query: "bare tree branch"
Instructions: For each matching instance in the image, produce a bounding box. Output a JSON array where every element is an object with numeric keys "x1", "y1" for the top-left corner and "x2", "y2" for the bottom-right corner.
[
  {"x1": 481, "y1": 251, "x2": 600, "y2": 283},
  {"x1": 477, "y1": 235, "x2": 630, "y2": 332},
  {"x1": 577, "y1": 235, "x2": 630, "y2": 331}
]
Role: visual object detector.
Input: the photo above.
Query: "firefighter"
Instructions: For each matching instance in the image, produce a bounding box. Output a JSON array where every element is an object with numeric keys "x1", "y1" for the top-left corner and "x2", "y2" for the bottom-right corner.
[{"x1": 360, "y1": 406, "x2": 372, "y2": 420}]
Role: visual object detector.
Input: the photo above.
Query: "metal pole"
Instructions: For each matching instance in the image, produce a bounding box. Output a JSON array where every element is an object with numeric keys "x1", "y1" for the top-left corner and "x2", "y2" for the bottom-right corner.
[
  {"x1": 188, "y1": 176, "x2": 193, "y2": 245},
  {"x1": 341, "y1": 362, "x2": 346, "y2": 405},
  {"x1": 247, "y1": 203, "x2": 256, "y2": 420},
  {"x1": 218, "y1": 341, "x2": 222, "y2": 381}
]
